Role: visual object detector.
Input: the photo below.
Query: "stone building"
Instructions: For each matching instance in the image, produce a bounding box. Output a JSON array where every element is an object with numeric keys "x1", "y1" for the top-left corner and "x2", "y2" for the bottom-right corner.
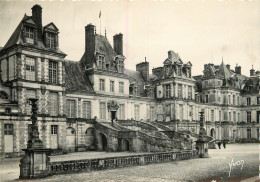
[{"x1": 0, "y1": 5, "x2": 259, "y2": 158}]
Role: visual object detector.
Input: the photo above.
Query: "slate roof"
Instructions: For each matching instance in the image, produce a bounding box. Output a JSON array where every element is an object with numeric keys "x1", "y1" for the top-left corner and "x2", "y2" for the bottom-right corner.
[
  {"x1": 219, "y1": 61, "x2": 231, "y2": 79},
  {"x1": 64, "y1": 60, "x2": 94, "y2": 93},
  {"x1": 242, "y1": 76, "x2": 260, "y2": 94},
  {"x1": 1, "y1": 14, "x2": 65, "y2": 55},
  {"x1": 80, "y1": 34, "x2": 117, "y2": 66}
]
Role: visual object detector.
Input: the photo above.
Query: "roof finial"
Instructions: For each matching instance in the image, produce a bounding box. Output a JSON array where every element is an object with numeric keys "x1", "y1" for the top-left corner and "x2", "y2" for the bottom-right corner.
[
  {"x1": 252, "y1": 65, "x2": 254, "y2": 69},
  {"x1": 222, "y1": 56, "x2": 223, "y2": 63},
  {"x1": 105, "y1": 26, "x2": 106, "y2": 37},
  {"x1": 95, "y1": 27, "x2": 96, "y2": 34},
  {"x1": 145, "y1": 57, "x2": 146, "y2": 62}
]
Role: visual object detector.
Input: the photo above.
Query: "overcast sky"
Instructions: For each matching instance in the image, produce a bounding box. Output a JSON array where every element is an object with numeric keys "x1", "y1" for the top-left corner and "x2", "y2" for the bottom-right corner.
[{"x1": 0, "y1": 0, "x2": 259, "y2": 76}]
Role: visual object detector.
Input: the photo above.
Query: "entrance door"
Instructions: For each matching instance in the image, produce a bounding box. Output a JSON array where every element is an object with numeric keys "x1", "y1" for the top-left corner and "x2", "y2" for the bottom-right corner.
[
  {"x1": 122, "y1": 139, "x2": 130, "y2": 151},
  {"x1": 111, "y1": 111, "x2": 116, "y2": 121},
  {"x1": 50, "y1": 125, "x2": 58, "y2": 149},
  {"x1": 101, "y1": 133, "x2": 107, "y2": 151},
  {"x1": 4, "y1": 124, "x2": 13, "y2": 153},
  {"x1": 66, "y1": 127, "x2": 76, "y2": 152}
]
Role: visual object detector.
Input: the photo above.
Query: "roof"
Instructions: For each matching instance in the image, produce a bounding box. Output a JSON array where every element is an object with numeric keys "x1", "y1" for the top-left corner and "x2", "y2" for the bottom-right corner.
[
  {"x1": 242, "y1": 76, "x2": 260, "y2": 94},
  {"x1": 64, "y1": 60, "x2": 94, "y2": 93},
  {"x1": 219, "y1": 61, "x2": 231, "y2": 79},
  {"x1": 1, "y1": 14, "x2": 65, "y2": 55},
  {"x1": 124, "y1": 69, "x2": 145, "y2": 84},
  {"x1": 95, "y1": 34, "x2": 117, "y2": 62}
]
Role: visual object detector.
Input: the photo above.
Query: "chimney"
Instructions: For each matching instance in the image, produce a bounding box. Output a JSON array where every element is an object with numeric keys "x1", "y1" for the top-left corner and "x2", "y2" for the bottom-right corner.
[
  {"x1": 113, "y1": 33, "x2": 123, "y2": 55},
  {"x1": 84, "y1": 24, "x2": 95, "y2": 66},
  {"x1": 152, "y1": 67, "x2": 163, "y2": 78},
  {"x1": 136, "y1": 61, "x2": 149, "y2": 81},
  {"x1": 226, "y1": 64, "x2": 230, "y2": 71},
  {"x1": 168, "y1": 50, "x2": 174, "y2": 60},
  {"x1": 235, "y1": 65, "x2": 241, "y2": 74},
  {"x1": 250, "y1": 65, "x2": 255, "y2": 77},
  {"x1": 32, "y1": 4, "x2": 42, "y2": 39}
]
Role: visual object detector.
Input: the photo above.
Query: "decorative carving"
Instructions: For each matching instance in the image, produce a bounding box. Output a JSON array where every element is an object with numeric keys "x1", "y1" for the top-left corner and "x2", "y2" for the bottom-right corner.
[{"x1": 107, "y1": 100, "x2": 119, "y2": 111}]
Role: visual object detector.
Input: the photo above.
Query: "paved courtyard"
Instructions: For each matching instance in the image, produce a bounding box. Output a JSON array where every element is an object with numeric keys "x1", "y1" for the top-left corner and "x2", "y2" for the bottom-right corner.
[{"x1": 0, "y1": 143, "x2": 259, "y2": 182}]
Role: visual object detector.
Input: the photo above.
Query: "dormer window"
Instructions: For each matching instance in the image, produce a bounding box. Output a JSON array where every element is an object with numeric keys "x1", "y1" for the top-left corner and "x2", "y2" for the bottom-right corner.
[
  {"x1": 118, "y1": 60, "x2": 124, "y2": 73},
  {"x1": 165, "y1": 65, "x2": 171, "y2": 76},
  {"x1": 98, "y1": 56, "x2": 105, "y2": 69},
  {"x1": 176, "y1": 65, "x2": 181, "y2": 76},
  {"x1": 25, "y1": 27, "x2": 34, "y2": 44},
  {"x1": 186, "y1": 67, "x2": 191, "y2": 78},
  {"x1": 46, "y1": 32, "x2": 55, "y2": 48},
  {"x1": 134, "y1": 86, "x2": 139, "y2": 96}
]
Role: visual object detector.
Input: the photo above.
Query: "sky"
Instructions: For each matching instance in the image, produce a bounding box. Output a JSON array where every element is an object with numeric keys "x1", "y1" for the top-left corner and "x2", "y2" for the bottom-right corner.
[{"x1": 0, "y1": 0, "x2": 259, "y2": 76}]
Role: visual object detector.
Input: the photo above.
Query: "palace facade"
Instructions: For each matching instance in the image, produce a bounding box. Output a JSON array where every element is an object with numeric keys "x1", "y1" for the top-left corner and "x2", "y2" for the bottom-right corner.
[{"x1": 0, "y1": 5, "x2": 259, "y2": 158}]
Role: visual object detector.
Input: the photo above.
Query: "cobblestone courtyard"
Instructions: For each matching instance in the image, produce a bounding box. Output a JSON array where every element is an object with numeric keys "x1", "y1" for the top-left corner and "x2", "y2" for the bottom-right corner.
[{"x1": 0, "y1": 144, "x2": 259, "y2": 182}]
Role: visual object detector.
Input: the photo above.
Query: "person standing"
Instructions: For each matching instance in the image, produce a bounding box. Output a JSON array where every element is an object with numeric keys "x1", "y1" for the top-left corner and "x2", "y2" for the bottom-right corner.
[{"x1": 223, "y1": 140, "x2": 226, "y2": 149}]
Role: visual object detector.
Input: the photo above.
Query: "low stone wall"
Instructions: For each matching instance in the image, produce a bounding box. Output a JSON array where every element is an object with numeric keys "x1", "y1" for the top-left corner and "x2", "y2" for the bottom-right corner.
[{"x1": 47, "y1": 150, "x2": 198, "y2": 176}]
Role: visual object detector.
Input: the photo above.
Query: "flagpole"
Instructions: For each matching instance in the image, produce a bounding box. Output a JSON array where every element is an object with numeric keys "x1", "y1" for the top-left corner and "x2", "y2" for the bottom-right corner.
[{"x1": 99, "y1": 10, "x2": 101, "y2": 35}]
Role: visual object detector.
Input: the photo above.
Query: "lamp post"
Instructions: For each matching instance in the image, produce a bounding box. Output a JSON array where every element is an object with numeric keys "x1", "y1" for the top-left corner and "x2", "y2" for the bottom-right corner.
[{"x1": 20, "y1": 98, "x2": 51, "y2": 179}]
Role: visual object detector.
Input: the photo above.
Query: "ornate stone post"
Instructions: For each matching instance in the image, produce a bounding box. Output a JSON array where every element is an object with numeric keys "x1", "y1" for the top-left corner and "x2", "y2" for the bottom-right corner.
[
  {"x1": 195, "y1": 111, "x2": 210, "y2": 158},
  {"x1": 19, "y1": 98, "x2": 51, "y2": 179}
]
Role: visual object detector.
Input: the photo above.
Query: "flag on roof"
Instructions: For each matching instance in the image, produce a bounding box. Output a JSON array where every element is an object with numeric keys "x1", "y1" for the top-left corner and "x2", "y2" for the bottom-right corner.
[{"x1": 99, "y1": 10, "x2": 101, "y2": 18}]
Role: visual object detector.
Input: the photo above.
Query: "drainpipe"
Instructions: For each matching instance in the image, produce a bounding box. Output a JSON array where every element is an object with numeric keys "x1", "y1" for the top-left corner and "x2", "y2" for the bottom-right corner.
[{"x1": 76, "y1": 118, "x2": 78, "y2": 152}]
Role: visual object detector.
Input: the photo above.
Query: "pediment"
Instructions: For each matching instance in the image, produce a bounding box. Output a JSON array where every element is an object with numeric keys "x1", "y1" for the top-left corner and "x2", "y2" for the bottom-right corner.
[
  {"x1": 44, "y1": 22, "x2": 59, "y2": 32},
  {"x1": 163, "y1": 58, "x2": 172, "y2": 65},
  {"x1": 186, "y1": 61, "x2": 192, "y2": 66},
  {"x1": 23, "y1": 17, "x2": 36, "y2": 26}
]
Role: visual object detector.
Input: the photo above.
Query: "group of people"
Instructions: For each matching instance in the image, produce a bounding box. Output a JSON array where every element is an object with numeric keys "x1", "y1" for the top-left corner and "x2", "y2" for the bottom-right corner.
[{"x1": 216, "y1": 140, "x2": 227, "y2": 149}]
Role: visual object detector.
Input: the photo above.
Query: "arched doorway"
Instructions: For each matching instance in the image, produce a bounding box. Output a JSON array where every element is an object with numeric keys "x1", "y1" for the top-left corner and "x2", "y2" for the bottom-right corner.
[
  {"x1": 210, "y1": 128, "x2": 215, "y2": 138},
  {"x1": 66, "y1": 127, "x2": 76, "y2": 152},
  {"x1": 121, "y1": 139, "x2": 130, "y2": 151},
  {"x1": 85, "y1": 127, "x2": 95, "y2": 151},
  {"x1": 100, "y1": 133, "x2": 107, "y2": 151}
]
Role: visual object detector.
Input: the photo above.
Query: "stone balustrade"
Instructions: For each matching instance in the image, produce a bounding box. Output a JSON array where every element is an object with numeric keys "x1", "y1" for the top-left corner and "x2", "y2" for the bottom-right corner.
[{"x1": 47, "y1": 150, "x2": 198, "y2": 176}]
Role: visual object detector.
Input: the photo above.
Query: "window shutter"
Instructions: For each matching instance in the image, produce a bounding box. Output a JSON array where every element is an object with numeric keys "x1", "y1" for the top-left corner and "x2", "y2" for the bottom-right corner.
[
  {"x1": 34, "y1": 29, "x2": 37, "y2": 45},
  {"x1": 46, "y1": 33, "x2": 50, "y2": 48}
]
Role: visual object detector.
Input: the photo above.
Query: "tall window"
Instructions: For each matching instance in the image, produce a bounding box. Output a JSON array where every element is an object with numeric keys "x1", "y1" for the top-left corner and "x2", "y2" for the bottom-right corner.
[
  {"x1": 134, "y1": 105, "x2": 140, "y2": 120},
  {"x1": 165, "y1": 84, "x2": 171, "y2": 98},
  {"x1": 257, "y1": 97, "x2": 260, "y2": 105},
  {"x1": 100, "y1": 102, "x2": 106, "y2": 119},
  {"x1": 247, "y1": 111, "x2": 251, "y2": 123},
  {"x1": 247, "y1": 129, "x2": 251, "y2": 139},
  {"x1": 119, "y1": 82, "x2": 124, "y2": 93},
  {"x1": 67, "y1": 100, "x2": 75, "y2": 118},
  {"x1": 98, "y1": 56, "x2": 105, "y2": 69},
  {"x1": 218, "y1": 96, "x2": 221, "y2": 104},
  {"x1": 46, "y1": 32, "x2": 55, "y2": 48},
  {"x1": 229, "y1": 112, "x2": 231, "y2": 121},
  {"x1": 49, "y1": 61, "x2": 58, "y2": 84},
  {"x1": 178, "y1": 84, "x2": 182, "y2": 98},
  {"x1": 25, "y1": 27, "x2": 34, "y2": 44},
  {"x1": 211, "y1": 110, "x2": 214, "y2": 122},
  {"x1": 237, "y1": 96, "x2": 240, "y2": 105},
  {"x1": 233, "y1": 111, "x2": 236, "y2": 122},
  {"x1": 205, "y1": 81, "x2": 208, "y2": 87},
  {"x1": 219, "y1": 110, "x2": 221, "y2": 121},
  {"x1": 257, "y1": 128, "x2": 259, "y2": 141},
  {"x1": 25, "y1": 57, "x2": 35, "y2": 81},
  {"x1": 118, "y1": 104, "x2": 125, "y2": 120},
  {"x1": 188, "y1": 86, "x2": 192, "y2": 100},
  {"x1": 99, "y1": 79, "x2": 105, "y2": 91},
  {"x1": 247, "y1": 97, "x2": 251, "y2": 105},
  {"x1": 165, "y1": 104, "x2": 171, "y2": 115},
  {"x1": 205, "y1": 95, "x2": 209, "y2": 103},
  {"x1": 233, "y1": 95, "x2": 235, "y2": 105},
  {"x1": 83, "y1": 101, "x2": 91, "y2": 119},
  {"x1": 4, "y1": 124, "x2": 13, "y2": 135},
  {"x1": 176, "y1": 65, "x2": 181, "y2": 76},
  {"x1": 237, "y1": 113, "x2": 240, "y2": 122},
  {"x1": 189, "y1": 105, "x2": 193, "y2": 118},
  {"x1": 110, "y1": 80, "x2": 114, "y2": 92},
  {"x1": 118, "y1": 60, "x2": 124, "y2": 73},
  {"x1": 228, "y1": 95, "x2": 231, "y2": 104},
  {"x1": 49, "y1": 92, "x2": 59, "y2": 116}
]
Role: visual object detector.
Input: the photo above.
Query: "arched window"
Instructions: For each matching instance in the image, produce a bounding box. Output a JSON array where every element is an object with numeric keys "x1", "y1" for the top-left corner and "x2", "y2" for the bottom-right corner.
[{"x1": 0, "y1": 91, "x2": 8, "y2": 100}]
